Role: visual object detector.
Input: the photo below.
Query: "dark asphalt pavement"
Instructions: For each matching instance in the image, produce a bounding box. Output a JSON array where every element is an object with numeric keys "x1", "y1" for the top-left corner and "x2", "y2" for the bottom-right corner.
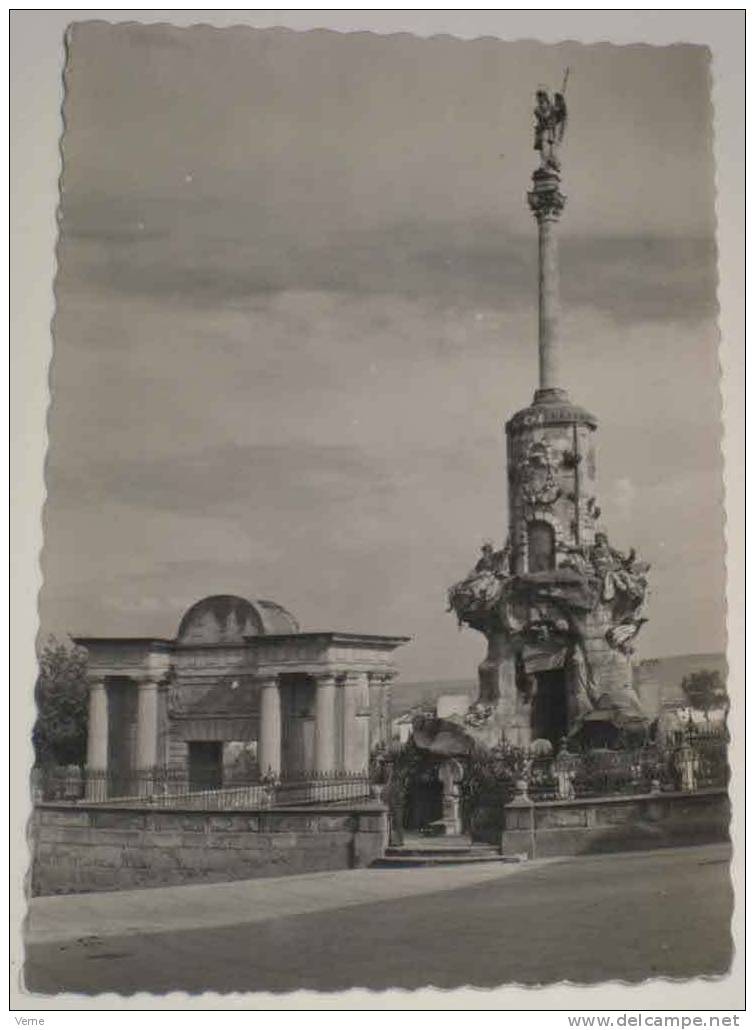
[{"x1": 25, "y1": 844, "x2": 732, "y2": 996}]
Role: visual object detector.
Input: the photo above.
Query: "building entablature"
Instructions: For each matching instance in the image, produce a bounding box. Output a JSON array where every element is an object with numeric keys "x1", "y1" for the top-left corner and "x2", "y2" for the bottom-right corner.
[
  {"x1": 72, "y1": 637, "x2": 174, "y2": 681},
  {"x1": 248, "y1": 631, "x2": 409, "y2": 678},
  {"x1": 75, "y1": 630, "x2": 409, "y2": 680}
]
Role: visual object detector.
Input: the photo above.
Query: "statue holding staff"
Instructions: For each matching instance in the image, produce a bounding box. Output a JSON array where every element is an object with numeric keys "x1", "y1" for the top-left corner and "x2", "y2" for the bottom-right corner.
[{"x1": 533, "y1": 70, "x2": 569, "y2": 171}]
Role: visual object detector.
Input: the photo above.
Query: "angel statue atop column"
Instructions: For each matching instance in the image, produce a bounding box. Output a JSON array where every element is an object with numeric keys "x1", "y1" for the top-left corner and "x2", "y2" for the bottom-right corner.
[{"x1": 533, "y1": 71, "x2": 569, "y2": 172}]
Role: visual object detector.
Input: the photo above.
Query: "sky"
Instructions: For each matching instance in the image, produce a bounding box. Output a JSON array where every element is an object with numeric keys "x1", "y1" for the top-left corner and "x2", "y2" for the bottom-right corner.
[{"x1": 42, "y1": 23, "x2": 724, "y2": 681}]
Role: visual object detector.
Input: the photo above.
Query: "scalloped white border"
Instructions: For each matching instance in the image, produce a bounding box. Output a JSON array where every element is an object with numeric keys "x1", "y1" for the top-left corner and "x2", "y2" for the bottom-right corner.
[{"x1": 9, "y1": 10, "x2": 745, "y2": 1014}]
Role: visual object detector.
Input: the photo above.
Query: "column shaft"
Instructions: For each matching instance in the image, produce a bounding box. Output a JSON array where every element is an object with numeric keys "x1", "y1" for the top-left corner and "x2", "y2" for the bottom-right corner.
[
  {"x1": 259, "y1": 677, "x2": 282, "y2": 777},
  {"x1": 85, "y1": 678, "x2": 109, "y2": 801},
  {"x1": 538, "y1": 215, "x2": 561, "y2": 392},
  {"x1": 342, "y1": 672, "x2": 370, "y2": 773},
  {"x1": 381, "y1": 675, "x2": 394, "y2": 745},
  {"x1": 136, "y1": 679, "x2": 160, "y2": 770},
  {"x1": 368, "y1": 675, "x2": 381, "y2": 751},
  {"x1": 314, "y1": 674, "x2": 337, "y2": 773},
  {"x1": 86, "y1": 678, "x2": 109, "y2": 770}
]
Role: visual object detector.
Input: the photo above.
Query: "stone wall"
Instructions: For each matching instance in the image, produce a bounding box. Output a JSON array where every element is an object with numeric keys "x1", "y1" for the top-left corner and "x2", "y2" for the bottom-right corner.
[
  {"x1": 501, "y1": 789, "x2": 729, "y2": 858},
  {"x1": 30, "y1": 801, "x2": 388, "y2": 896}
]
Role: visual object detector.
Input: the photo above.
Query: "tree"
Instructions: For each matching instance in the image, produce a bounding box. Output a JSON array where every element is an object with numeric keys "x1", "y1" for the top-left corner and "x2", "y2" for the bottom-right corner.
[
  {"x1": 32, "y1": 636, "x2": 89, "y2": 767},
  {"x1": 680, "y1": 668, "x2": 728, "y2": 713}
]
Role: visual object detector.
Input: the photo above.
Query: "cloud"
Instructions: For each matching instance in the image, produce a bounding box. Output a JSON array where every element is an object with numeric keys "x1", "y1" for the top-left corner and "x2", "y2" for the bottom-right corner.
[
  {"x1": 42, "y1": 27, "x2": 724, "y2": 677},
  {"x1": 57, "y1": 191, "x2": 715, "y2": 327},
  {"x1": 562, "y1": 235, "x2": 717, "y2": 324},
  {"x1": 46, "y1": 441, "x2": 398, "y2": 516},
  {"x1": 44, "y1": 283, "x2": 724, "y2": 671}
]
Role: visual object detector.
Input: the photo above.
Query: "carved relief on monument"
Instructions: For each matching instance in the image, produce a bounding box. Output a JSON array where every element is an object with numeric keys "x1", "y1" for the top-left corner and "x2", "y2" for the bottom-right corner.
[
  {"x1": 517, "y1": 440, "x2": 562, "y2": 511},
  {"x1": 446, "y1": 527, "x2": 651, "y2": 735}
]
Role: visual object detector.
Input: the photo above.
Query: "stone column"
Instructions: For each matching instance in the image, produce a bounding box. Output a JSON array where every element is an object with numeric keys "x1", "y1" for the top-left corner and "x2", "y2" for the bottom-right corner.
[
  {"x1": 258, "y1": 675, "x2": 282, "y2": 777},
  {"x1": 342, "y1": 671, "x2": 370, "y2": 773},
  {"x1": 368, "y1": 673, "x2": 383, "y2": 751},
  {"x1": 314, "y1": 672, "x2": 337, "y2": 773},
  {"x1": 366, "y1": 672, "x2": 395, "y2": 749},
  {"x1": 537, "y1": 213, "x2": 560, "y2": 392},
  {"x1": 136, "y1": 675, "x2": 161, "y2": 794},
  {"x1": 85, "y1": 676, "x2": 109, "y2": 800},
  {"x1": 528, "y1": 169, "x2": 566, "y2": 400},
  {"x1": 381, "y1": 673, "x2": 395, "y2": 746}
]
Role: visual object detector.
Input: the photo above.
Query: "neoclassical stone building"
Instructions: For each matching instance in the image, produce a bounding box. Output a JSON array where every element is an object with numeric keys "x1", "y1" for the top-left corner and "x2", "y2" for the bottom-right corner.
[{"x1": 76, "y1": 594, "x2": 408, "y2": 796}]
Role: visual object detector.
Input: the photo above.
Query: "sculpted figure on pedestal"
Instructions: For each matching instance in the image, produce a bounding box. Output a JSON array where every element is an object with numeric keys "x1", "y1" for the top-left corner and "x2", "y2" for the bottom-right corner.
[
  {"x1": 558, "y1": 544, "x2": 593, "y2": 578},
  {"x1": 533, "y1": 86, "x2": 568, "y2": 172},
  {"x1": 448, "y1": 526, "x2": 650, "y2": 659},
  {"x1": 447, "y1": 539, "x2": 510, "y2": 628},
  {"x1": 589, "y1": 532, "x2": 650, "y2": 655}
]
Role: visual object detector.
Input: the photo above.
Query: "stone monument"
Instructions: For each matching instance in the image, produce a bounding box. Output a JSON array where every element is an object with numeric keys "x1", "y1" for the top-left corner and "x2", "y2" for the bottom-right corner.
[{"x1": 444, "y1": 83, "x2": 651, "y2": 752}]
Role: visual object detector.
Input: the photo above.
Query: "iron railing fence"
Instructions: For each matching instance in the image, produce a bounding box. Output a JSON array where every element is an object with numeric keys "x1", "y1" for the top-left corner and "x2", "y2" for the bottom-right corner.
[
  {"x1": 535, "y1": 745, "x2": 659, "y2": 801},
  {"x1": 31, "y1": 766, "x2": 372, "y2": 808},
  {"x1": 31, "y1": 734, "x2": 728, "y2": 809},
  {"x1": 684, "y1": 730, "x2": 730, "y2": 790},
  {"x1": 527, "y1": 734, "x2": 728, "y2": 802},
  {"x1": 273, "y1": 773, "x2": 373, "y2": 806}
]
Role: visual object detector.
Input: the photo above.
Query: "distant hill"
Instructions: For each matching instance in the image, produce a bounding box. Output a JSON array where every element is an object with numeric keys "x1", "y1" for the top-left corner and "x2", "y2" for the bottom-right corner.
[{"x1": 392, "y1": 652, "x2": 727, "y2": 720}]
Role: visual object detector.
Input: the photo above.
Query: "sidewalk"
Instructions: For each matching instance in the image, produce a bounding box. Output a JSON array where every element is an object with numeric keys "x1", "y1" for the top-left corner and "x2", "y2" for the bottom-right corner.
[
  {"x1": 26, "y1": 859, "x2": 534, "y2": 945},
  {"x1": 22, "y1": 845, "x2": 733, "y2": 997}
]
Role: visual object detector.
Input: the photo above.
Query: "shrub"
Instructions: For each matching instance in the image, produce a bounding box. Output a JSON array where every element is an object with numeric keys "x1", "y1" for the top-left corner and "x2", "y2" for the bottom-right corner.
[{"x1": 459, "y1": 742, "x2": 528, "y2": 841}]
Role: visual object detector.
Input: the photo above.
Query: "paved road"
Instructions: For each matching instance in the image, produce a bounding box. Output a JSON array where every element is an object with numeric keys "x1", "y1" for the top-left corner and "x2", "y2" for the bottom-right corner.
[{"x1": 24, "y1": 844, "x2": 732, "y2": 995}]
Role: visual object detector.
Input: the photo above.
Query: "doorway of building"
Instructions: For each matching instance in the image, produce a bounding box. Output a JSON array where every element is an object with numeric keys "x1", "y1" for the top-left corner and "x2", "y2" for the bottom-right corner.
[
  {"x1": 188, "y1": 741, "x2": 223, "y2": 791},
  {"x1": 107, "y1": 678, "x2": 138, "y2": 797},
  {"x1": 531, "y1": 668, "x2": 568, "y2": 748},
  {"x1": 280, "y1": 675, "x2": 316, "y2": 775},
  {"x1": 528, "y1": 520, "x2": 556, "y2": 573},
  {"x1": 404, "y1": 767, "x2": 443, "y2": 831}
]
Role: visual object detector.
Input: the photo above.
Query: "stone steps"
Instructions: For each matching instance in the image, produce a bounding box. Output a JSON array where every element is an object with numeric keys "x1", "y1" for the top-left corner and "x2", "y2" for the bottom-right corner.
[
  {"x1": 373, "y1": 852, "x2": 526, "y2": 868},
  {"x1": 386, "y1": 835, "x2": 479, "y2": 855},
  {"x1": 373, "y1": 839, "x2": 527, "y2": 868}
]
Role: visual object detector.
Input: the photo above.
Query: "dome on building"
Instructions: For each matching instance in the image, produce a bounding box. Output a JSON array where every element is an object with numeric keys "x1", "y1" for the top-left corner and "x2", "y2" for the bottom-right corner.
[{"x1": 176, "y1": 594, "x2": 299, "y2": 645}]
